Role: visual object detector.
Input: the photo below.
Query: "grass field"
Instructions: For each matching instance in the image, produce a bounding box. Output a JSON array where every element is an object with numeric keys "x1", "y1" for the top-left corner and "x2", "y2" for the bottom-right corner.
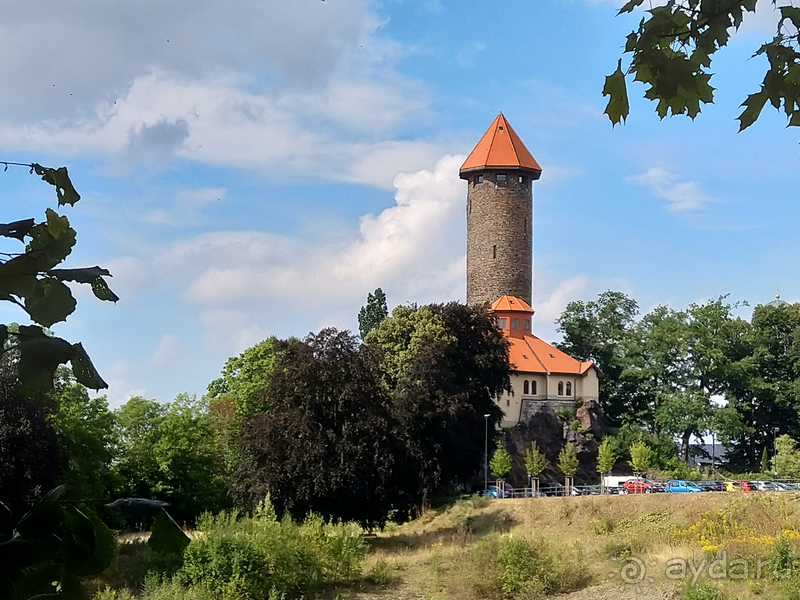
[{"x1": 345, "y1": 492, "x2": 800, "y2": 600}]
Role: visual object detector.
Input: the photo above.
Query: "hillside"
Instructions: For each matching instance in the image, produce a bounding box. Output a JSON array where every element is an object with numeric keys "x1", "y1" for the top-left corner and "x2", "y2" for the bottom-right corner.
[{"x1": 353, "y1": 492, "x2": 800, "y2": 600}]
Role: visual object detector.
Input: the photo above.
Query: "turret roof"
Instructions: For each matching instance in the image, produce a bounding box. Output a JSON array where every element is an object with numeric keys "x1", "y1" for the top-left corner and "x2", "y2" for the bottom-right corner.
[
  {"x1": 490, "y1": 295, "x2": 534, "y2": 313},
  {"x1": 459, "y1": 114, "x2": 542, "y2": 177}
]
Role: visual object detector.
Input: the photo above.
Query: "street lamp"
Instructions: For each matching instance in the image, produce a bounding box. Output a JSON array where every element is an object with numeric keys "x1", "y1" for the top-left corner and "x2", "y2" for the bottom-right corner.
[
  {"x1": 484, "y1": 413, "x2": 490, "y2": 492},
  {"x1": 774, "y1": 426, "x2": 780, "y2": 481}
]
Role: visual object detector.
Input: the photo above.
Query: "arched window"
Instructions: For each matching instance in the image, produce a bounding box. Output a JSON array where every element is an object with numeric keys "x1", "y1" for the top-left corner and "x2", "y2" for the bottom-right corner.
[
  {"x1": 558, "y1": 381, "x2": 564, "y2": 395},
  {"x1": 531, "y1": 380, "x2": 537, "y2": 395},
  {"x1": 566, "y1": 382, "x2": 572, "y2": 396},
  {"x1": 523, "y1": 380, "x2": 529, "y2": 394}
]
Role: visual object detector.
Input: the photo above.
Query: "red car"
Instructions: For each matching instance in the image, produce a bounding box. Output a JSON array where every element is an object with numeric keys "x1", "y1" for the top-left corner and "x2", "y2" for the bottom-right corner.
[{"x1": 622, "y1": 478, "x2": 663, "y2": 494}]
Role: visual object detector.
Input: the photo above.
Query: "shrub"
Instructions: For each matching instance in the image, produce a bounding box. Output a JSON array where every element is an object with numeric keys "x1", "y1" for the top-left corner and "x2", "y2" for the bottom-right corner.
[
  {"x1": 179, "y1": 496, "x2": 367, "y2": 599},
  {"x1": 464, "y1": 533, "x2": 590, "y2": 599},
  {"x1": 92, "y1": 588, "x2": 136, "y2": 600},
  {"x1": 366, "y1": 558, "x2": 392, "y2": 586},
  {"x1": 555, "y1": 408, "x2": 573, "y2": 421}
]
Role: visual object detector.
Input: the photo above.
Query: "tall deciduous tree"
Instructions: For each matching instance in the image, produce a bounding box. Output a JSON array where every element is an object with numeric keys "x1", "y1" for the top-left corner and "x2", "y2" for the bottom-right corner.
[
  {"x1": 358, "y1": 288, "x2": 388, "y2": 339},
  {"x1": 367, "y1": 302, "x2": 509, "y2": 504},
  {"x1": 604, "y1": 0, "x2": 800, "y2": 137}
]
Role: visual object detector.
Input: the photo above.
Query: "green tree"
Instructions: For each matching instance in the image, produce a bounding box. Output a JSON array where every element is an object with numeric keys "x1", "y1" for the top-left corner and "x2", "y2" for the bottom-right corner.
[
  {"x1": 597, "y1": 438, "x2": 617, "y2": 475},
  {"x1": 358, "y1": 287, "x2": 388, "y2": 339},
  {"x1": 604, "y1": 0, "x2": 800, "y2": 136},
  {"x1": 490, "y1": 442, "x2": 512, "y2": 480},
  {"x1": 761, "y1": 446, "x2": 770, "y2": 474},
  {"x1": 556, "y1": 291, "x2": 639, "y2": 425},
  {"x1": 207, "y1": 337, "x2": 283, "y2": 416},
  {"x1": 367, "y1": 302, "x2": 509, "y2": 504},
  {"x1": 558, "y1": 445, "x2": 579, "y2": 477},
  {"x1": 524, "y1": 442, "x2": 548, "y2": 478},
  {"x1": 236, "y1": 329, "x2": 401, "y2": 530},
  {"x1": 773, "y1": 434, "x2": 800, "y2": 478},
  {"x1": 629, "y1": 440, "x2": 652, "y2": 475},
  {"x1": 47, "y1": 367, "x2": 117, "y2": 501},
  {"x1": 113, "y1": 395, "x2": 227, "y2": 523}
]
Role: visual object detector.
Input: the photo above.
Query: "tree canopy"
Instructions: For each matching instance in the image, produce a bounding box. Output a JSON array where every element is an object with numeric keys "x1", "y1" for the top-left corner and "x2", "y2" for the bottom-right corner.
[{"x1": 358, "y1": 287, "x2": 389, "y2": 339}]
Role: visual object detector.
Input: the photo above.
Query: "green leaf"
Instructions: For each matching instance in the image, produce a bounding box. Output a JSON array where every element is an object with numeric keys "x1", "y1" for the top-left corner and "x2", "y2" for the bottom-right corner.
[
  {"x1": 780, "y1": 6, "x2": 800, "y2": 29},
  {"x1": 48, "y1": 267, "x2": 119, "y2": 303},
  {"x1": 24, "y1": 277, "x2": 77, "y2": 327},
  {"x1": 738, "y1": 90, "x2": 769, "y2": 131},
  {"x1": 148, "y1": 509, "x2": 190, "y2": 555},
  {"x1": 69, "y1": 342, "x2": 109, "y2": 390},
  {"x1": 0, "y1": 218, "x2": 36, "y2": 241},
  {"x1": 31, "y1": 164, "x2": 81, "y2": 207},
  {"x1": 618, "y1": 0, "x2": 645, "y2": 15},
  {"x1": 603, "y1": 59, "x2": 630, "y2": 126},
  {"x1": 64, "y1": 505, "x2": 96, "y2": 554},
  {"x1": 64, "y1": 515, "x2": 115, "y2": 577},
  {"x1": 27, "y1": 209, "x2": 77, "y2": 271}
]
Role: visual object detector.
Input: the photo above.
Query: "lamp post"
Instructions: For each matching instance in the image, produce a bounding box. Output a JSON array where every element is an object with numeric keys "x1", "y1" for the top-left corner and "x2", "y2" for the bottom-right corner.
[
  {"x1": 774, "y1": 426, "x2": 780, "y2": 481},
  {"x1": 484, "y1": 413, "x2": 490, "y2": 492}
]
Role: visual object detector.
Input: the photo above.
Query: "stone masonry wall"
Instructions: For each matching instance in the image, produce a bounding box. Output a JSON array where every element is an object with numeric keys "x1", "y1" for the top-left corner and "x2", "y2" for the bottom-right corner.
[{"x1": 466, "y1": 170, "x2": 532, "y2": 306}]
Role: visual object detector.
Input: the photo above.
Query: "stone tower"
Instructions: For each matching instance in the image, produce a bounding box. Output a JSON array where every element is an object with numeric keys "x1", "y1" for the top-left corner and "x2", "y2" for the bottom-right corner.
[{"x1": 459, "y1": 114, "x2": 542, "y2": 307}]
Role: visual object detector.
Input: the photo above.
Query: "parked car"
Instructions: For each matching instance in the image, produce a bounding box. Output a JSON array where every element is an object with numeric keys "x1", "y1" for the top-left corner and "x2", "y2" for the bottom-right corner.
[
  {"x1": 751, "y1": 480, "x2": 781, "y2": 492},
  {"x1": 664, "y1": 480, "x2": 703, "y2": 493},
  {"x1": 725, "y1": 480, "x2": 754, "y2": 492},
  {"x1": 696, "y1": 480, "x2": 726, "y2": 492},
  {"x1": 775, "y1": 482, "x2": 800, "y2": 491},
  {"x1": 485, "y1": 484, "x2": 517, "y2": 498},
  {"x1": 622, "y1": 478, "x2": 663, "y2": 494}
]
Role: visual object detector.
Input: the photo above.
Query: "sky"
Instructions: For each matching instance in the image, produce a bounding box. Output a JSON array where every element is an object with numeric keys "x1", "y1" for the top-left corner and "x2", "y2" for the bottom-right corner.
[{"x1": 0, "y1": 0, "x2": 797, "y2": 407}]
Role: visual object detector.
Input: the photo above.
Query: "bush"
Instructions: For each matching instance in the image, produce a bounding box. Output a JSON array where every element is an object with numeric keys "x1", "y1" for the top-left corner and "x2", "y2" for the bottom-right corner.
[
  {"x1": 90, "y1": 541, "x2": 183, "y2": 594},
  {"x1": 555, "y1": 408, "x2": 573, "y2": 422},
  {"x1": 464, "y1": 533, "x2": 590, "y2": 599},
  {"x1": 179, "y1": 496, "x2": 367, "y2": 599}
]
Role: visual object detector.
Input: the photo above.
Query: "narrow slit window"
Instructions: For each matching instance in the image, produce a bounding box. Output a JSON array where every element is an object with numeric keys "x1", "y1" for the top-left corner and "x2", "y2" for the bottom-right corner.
[
  {"x1": 558, "y1": 381, "x2": 564, "y2": 395},
  {"x1": 566, "y1": 382, "x2": 572, "y2": 396},
  {"x1": 492, "y1": 245, "x2": 497, "y2": 259},
  {"x1": 518, "y1": 175, "x2": 526, "y2": 183}
]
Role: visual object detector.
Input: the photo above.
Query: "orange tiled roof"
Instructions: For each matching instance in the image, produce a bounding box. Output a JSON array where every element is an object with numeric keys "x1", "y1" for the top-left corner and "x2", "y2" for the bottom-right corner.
[
  {"x1": 460, "y1": 114, "x2": 542, "y2": 177},
  {"x1": 490, "y1": 295, "x2": 534, "y2": 313},
  {"x1": 507, "y1": 334, "x2": 597, "y2": 376}
]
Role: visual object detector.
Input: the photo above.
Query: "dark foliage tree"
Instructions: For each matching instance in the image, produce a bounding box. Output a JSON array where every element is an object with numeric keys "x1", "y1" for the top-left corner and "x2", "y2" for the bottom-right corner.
[
  {"x1": 0, "y1": 378, "x2": 60, "y2": 538},
  {"x1": 358, "y1": 287, "x2": 388, "y2": 339},
  {"x1": 236, "y1": 328, "x2": 401, "y2": 530}
]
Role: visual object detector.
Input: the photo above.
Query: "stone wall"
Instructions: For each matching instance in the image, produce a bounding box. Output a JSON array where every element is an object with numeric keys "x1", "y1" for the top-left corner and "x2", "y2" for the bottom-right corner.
[{"x1": 466, "y1": 170, "x2": 533, "y2": 306}]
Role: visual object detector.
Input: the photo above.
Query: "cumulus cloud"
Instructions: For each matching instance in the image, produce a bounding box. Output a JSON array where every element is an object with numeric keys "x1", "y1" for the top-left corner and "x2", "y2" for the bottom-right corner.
[
  {"x1": 0, "y1": 0, "x2": 441, "y2": 189},
  {"x1": 628, "y1": 167, "x2": 715, "y2": 212}
]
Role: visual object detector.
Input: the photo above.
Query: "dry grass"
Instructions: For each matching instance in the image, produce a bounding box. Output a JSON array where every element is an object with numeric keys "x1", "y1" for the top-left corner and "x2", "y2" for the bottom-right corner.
[{"x1": 341, "y1": 492, "x2": 800, "y2": 600}]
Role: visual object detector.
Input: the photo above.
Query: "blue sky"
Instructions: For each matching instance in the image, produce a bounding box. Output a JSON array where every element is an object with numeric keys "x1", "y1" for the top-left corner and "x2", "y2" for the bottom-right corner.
[{"x1": 0, "y1": 0, "x2": 797, "y2": 406}]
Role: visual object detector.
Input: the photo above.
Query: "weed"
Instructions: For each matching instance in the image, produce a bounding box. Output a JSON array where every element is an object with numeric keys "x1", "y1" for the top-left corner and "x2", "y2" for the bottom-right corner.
[
  {"x1": 590, "y1": 516, "x2": 614, "y2": 535},
  {"x1": 366, "y1": 558, "x2": 392, "y2": 586},
  {"x1": 681, "y1": 581, "x2": 729, "y2": 600}
]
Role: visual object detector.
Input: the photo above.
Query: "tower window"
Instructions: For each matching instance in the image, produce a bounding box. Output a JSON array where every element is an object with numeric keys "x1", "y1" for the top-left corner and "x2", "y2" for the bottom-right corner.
[
  {"x1": 496, "y1": 173, "x2": 507, "y2": 183},
  {"x1": 475, "y1": 174, "x2": 483, "y2": 183},
  {"x1": 523, "y1": 380, "x2": 529, "y2": 394},
  {"x1": 566, "y1": 382, "x2": 572, "y2": 396},
  {"x1": 523, "y1": 319, "x2": 530, "y2": 330},
  {"x1": 492, "y1": 245, "x2": 496, "y2": 259},
  {"x1": 518, "y1": 175, "x2": 526, "y2": 183},
  {"x1": 558, "y1": 381, "x2": 564, "y2": 396},
  {"x1": 531, "y1": 380, "x2": 537, "y2": 394},
  {"x1": 511, "y1": 318, "x2": 519, "y2": 329},
  {"x1": 497, "y1": 318, "x2": 507, "y2": 329}
]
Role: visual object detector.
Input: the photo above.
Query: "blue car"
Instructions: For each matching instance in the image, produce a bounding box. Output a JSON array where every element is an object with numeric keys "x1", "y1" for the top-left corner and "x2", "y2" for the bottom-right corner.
[{"x1": 665, "y1": 480, "x2": 703, "y2": 493}]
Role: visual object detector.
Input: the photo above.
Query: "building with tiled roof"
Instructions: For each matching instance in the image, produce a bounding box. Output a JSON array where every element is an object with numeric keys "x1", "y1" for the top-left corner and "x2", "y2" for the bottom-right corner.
[{"x1": 490, "y1": 296, "x2": 600, "y2": 427}]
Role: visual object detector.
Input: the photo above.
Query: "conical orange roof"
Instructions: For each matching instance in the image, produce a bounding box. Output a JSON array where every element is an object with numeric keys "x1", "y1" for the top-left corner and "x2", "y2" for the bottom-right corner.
[{"x1": 459, "y1": 114, "x2": 542, "y2": 178}]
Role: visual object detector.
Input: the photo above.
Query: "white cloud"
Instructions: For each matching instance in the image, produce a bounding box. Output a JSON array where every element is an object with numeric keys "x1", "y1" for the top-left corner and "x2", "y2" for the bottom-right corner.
[
  {"x1": 456, "y1": 42, "x2": 486, "y2": 67},
  {"x1": 628, "y1": 167, "x2": 715, "y2": 212}
]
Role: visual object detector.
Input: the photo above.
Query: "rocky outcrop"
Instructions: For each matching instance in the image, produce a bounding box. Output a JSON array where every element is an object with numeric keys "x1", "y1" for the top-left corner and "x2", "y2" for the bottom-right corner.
[{"x1": 501, "y1": 398, "x2": 609, "y2": 487}]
